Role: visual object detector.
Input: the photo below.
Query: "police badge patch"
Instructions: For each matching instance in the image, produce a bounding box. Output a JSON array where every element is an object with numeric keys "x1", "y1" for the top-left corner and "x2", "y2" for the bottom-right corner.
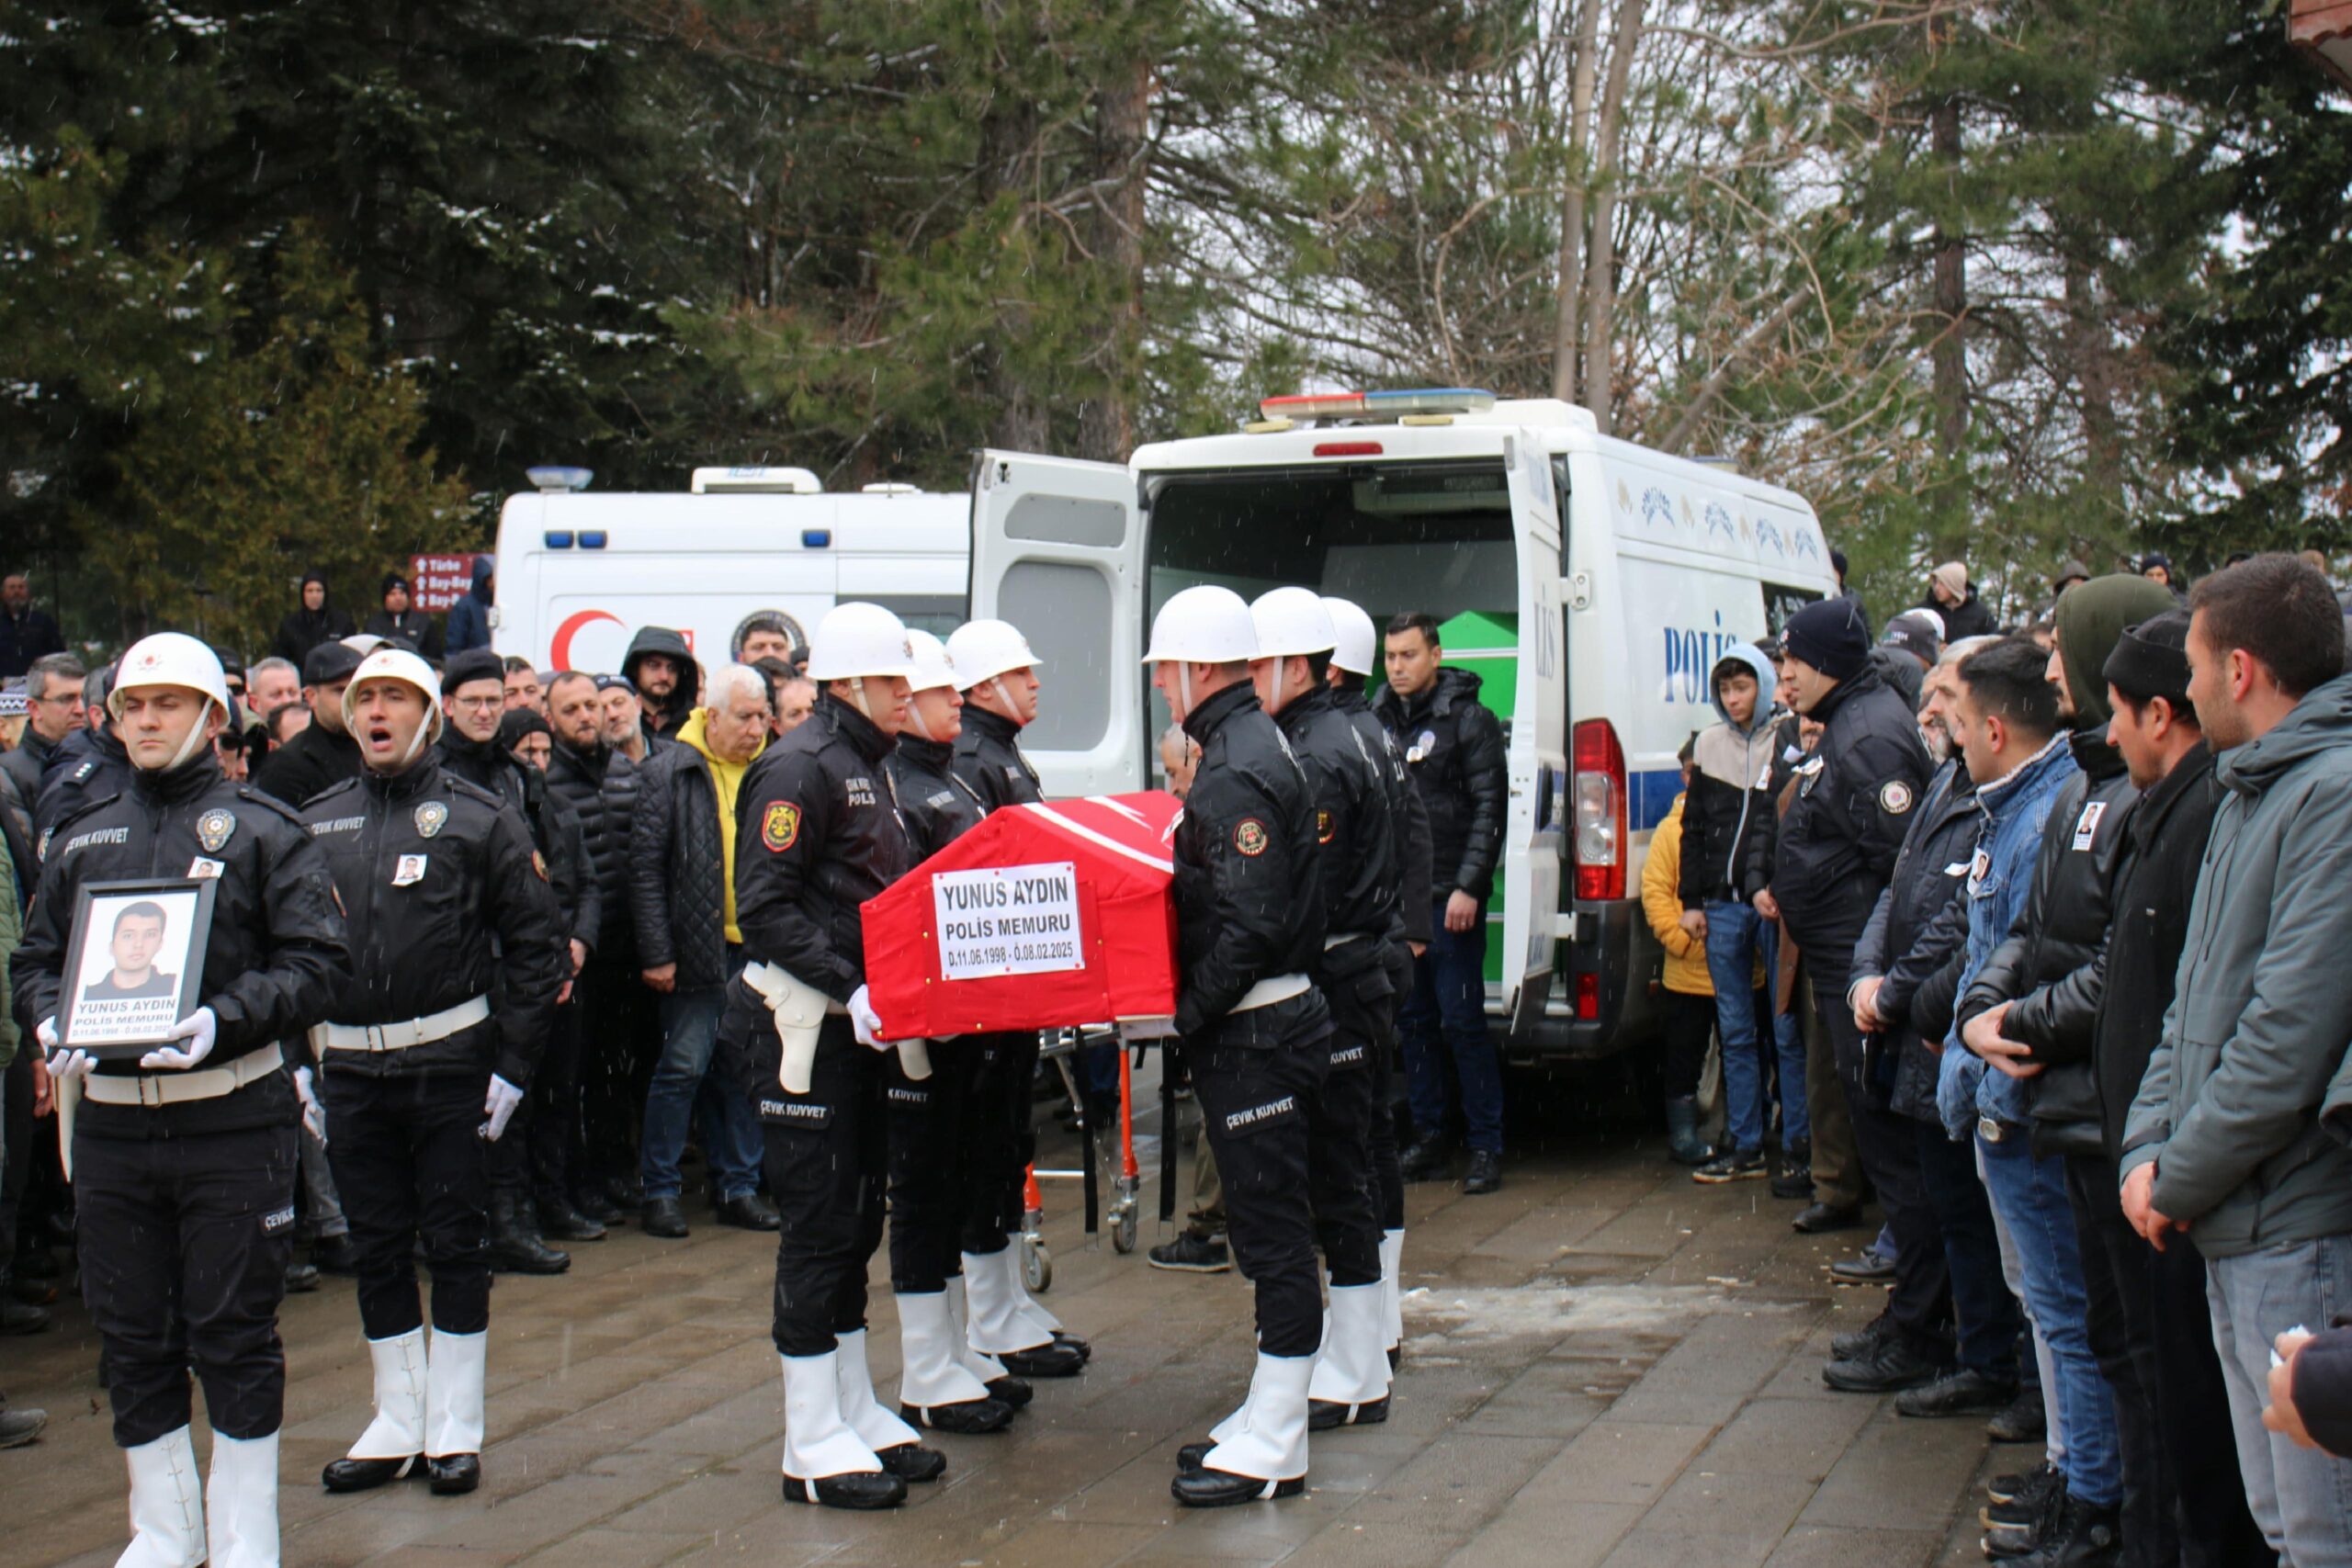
[
  {"x1": 1879, "y1": 780, "x2": 1915, "y2": 815},
  {"x1": 763, "y1": 801, "x2": 800, "y2": 852},
  {"x1": 197, "y1": 807, "x2": 237, "y2": 853},
  {"x1": 1316, "y1": 808, "x2": 1335, "y2": 844},
  {"x1": 1234, "y1": 818, "x2": 1269, "y2": 856},
  {"x1": 414, "y1": 801, "x2": 449, "y2": 839}
]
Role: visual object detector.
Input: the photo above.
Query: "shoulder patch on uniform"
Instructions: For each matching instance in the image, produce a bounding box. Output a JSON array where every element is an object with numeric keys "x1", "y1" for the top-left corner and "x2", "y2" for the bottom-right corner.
[
  {"x1": 1234, "y1": 818, "x2": 1269, "y2": 856},
  {"x1": 763, "y1": 800, "x2": 800, "y2": 852},
  {"x1": 1879, "y1": 780, "x2": 1915, "y2": 815},
  {"x1": 1315, "y1": 807, "x2": 1335, "y2": 844},
  {"x1": 530, "y1": 849, "x2": 548, "y2": 881}
]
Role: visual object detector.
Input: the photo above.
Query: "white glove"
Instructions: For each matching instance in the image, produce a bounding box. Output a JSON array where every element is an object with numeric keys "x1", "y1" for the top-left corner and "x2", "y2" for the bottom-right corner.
[
  {"x1": 481, "y1": 1075, "x2": 525, "y2": 1141},
  {"x1": 848, "y1": 985, "x2": 890, "y2": 1051},
  {"x1": 40, "y1": 1017, "x2": 94, "y2": 1087},
  {"x1": 141, "y1": 1006, "x2": 218, "y2": 1070},
  {"x1": 293, "y1": 1066, "x2": 328, "y2": 1145}
]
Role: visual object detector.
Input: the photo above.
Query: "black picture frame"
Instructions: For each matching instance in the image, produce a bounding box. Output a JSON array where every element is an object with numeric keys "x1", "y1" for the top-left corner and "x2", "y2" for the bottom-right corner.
[{"x1": 56, "y1": 878, "x2": 217, "y2": 1061}]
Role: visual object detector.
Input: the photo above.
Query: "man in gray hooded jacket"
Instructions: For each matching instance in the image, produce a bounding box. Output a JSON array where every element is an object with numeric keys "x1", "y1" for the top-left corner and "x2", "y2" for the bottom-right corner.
[
  {"x1": 1679, "y1": 643, "x2": 1809, "y2": 1183},
  {"x1": 2121, "y1": 554, "x2": 2352, "y2": 1565}
]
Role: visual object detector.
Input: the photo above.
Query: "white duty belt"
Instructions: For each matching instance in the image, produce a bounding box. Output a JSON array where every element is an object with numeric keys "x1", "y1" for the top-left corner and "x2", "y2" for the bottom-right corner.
[
  {"x1": 1232, "y1": 973, "x2": 1311, "y2": 1012},
  {"x1": 741, "y1": 961, "x2": 931, "y2": 1093},
  {"x1": 82, "y1": 1041, "x2": 285, "y2": 1107},
  {"x1": 311, "y1": 995, "x2": 491, "y2": 1055}
]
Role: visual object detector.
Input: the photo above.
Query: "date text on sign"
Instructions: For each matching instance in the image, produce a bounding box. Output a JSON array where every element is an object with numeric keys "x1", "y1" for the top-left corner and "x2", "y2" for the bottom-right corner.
[{"x1": 932, "y1": 861, "x2": 1085, "y2": 981}]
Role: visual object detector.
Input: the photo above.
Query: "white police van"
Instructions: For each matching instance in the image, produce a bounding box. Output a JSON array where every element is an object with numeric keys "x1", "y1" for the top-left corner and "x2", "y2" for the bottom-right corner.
[
  {"x1": 490, "y1": 466, "x2": 968, "y2": 673},
  {"x1": 967, "y1": 391, "x2": 1836, "y2": 1060}
]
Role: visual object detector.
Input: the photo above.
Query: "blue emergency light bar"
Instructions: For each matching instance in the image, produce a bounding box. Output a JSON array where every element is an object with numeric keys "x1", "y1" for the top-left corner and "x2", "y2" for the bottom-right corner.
[{"x1": 1258, "y1": 388, "x2": 1497, "y2": 422}]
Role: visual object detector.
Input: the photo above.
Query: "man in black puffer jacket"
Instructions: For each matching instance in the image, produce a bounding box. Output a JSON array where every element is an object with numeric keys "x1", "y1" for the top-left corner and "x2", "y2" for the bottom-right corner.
[
  {"x1": 1845, "y1": 644, "x2": 2024, "y2": 1422},
  {"x1": 1374, "y1": 613, "x2": 1506, "y2": 1182},
  {"x1": 1954, "y1": 573, "x2": 2175, "y2": 1567}
]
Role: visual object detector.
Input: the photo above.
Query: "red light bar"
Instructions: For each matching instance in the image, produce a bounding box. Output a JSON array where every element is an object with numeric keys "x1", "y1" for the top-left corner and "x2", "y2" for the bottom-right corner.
[{"x1": 1313, "y1": 441, "x2": 1384, "y2": 457}]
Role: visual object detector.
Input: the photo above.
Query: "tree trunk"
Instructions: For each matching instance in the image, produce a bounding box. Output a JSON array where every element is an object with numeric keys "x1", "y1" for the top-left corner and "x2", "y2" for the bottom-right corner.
[
  {"x1": 1578, "y1": 0, "x2": 1645, "y2": 436},
  {"x1": 1079, "y1": 59, "x2": 1151, "y2": 463},
  {"x1": 1929, "y1": 90, "x2": 1968, "y2": 548},
  {"x1": 1550, "y1": 0, "x2": 1605, "y2": 402},
  {"x1": 979, "y1": 85, "x2": 1047, "y2": 452},
  {"x1": 2062, "y1": 243, "x2": 2123, "y2": 529}
]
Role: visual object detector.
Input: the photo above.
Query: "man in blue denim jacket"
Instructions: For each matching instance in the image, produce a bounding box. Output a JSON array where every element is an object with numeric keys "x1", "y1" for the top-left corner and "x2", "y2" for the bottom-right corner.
[{"x1": 1942, "y1": 637, "x2": 2123, "y2": 1562}]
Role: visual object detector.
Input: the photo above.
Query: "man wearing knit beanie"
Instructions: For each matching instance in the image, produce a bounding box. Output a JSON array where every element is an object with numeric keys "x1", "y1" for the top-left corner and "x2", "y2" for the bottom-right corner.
[{"x1": 1756, "y1": 595, "x2": 1933, "y2": 1295}]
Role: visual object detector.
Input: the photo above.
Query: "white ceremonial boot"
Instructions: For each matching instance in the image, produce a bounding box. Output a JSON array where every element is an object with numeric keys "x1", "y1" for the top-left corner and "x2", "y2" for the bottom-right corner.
[
  {"x1": 1307, "y1": 1283, "x2": 1393, "y2": 1428},
  {"x1": 118, "y1": 1426, "x2": 205, "y2": 1568},
  {"x1": 778, "y1": 1350, "x2": 903, "y2": 1510},
  {"x1": 205, "y1": 1428, "x2": 280, "y2": 1568},
  {"x1": 321, "y1": 1329, "x2": 425, "y2": 1492}
]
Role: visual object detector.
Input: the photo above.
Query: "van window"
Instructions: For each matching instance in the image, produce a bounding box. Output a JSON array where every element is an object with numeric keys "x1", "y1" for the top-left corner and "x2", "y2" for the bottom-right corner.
[
  {"x1": 863, "y1": 595, "x2": 965, "y2": 637},
  {"x1": 1146, "y1": 462, "x2": 1515, "y2": 628},
  {"x1": 997, "y1": 562, "x2": 1113, "y2": 750},
  {"x1": 1762, "y1": 582, "x2": 1823, "y2": 634}
]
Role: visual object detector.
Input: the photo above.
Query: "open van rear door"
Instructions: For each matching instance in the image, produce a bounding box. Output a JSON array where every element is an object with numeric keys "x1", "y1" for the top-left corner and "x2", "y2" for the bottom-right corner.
[
  {"x1": 1500, "y1": 433, "x2": 1568, "y2": 1037},
  {"x1": 967, "y1": 451, "x2": 1147, "y2": 798}
]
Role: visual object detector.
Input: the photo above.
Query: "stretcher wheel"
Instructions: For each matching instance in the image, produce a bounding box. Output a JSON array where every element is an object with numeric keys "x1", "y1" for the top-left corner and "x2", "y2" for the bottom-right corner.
[
  {"x1": 1111, "y1": 1203, "x2": 1137, "y2": 1255},
  {"x1": 1023, "y1": 1236, "x2": 1052, "y2": 1292}
]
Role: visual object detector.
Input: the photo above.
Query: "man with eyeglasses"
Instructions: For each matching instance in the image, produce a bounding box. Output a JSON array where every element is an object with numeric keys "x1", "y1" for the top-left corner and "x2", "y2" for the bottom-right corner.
[{"x1": 1, "y1": 654, "x2": 85, "y2": 860}]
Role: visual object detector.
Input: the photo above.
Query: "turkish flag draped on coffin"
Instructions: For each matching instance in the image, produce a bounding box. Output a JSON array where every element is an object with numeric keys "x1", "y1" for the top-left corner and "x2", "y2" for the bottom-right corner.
[{"x1": 860, "y1": 792, "x2": 1182, "y2": 1039}]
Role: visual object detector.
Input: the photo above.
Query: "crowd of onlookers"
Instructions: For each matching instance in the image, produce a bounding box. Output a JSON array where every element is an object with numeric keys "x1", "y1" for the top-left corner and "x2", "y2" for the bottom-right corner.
[
  {"x1": 1644, "y1": 550, "x2": 2352, "y2": 1565},
  {"x1": 10, "y1": 547, "x2": 2352, "y2": 1560}
]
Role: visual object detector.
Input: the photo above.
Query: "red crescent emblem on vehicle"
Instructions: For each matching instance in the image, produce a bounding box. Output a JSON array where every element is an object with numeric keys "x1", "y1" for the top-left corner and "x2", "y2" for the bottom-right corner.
[{"x1": 550, "y1": 609, "x2": 624, "y2": 670}]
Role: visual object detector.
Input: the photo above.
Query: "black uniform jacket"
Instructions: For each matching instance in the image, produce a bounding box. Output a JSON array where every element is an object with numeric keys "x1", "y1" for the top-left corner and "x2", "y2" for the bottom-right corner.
[
  {"x1": 1374, "y1": 666, "x2": 1506, "y2": 901},
  {"x1": 1957, "y1": 726, "x2": 2139, "y2": 1158},
  {"x1": 1334, "y1": 684, "x2": 1433, "y2": 948},
  {"x1": 1172, "y1": 682, "x2": 1327, "y2": 1041},
  {"x1": 13, "y1": 756, "x2": 350, "y2": 1137},
  {"x1": 301, "y1": 760, "x2": 566, "y2": 1088},
  {"x1": 36, "y1": 727, "x2": 130, "y2": 843},
  {"x1": 1752, "y1": 661, "x2": 1930, "y2": 962},
  {"x1": 951, "y1": 705, "x2": 1043, "y2": 813},
  {"x1": 1273, "y1": 686, "x2": 1398, "y2": 988},
  {"x1": 733, "y1": 694, "x2": 910, "y2": 1008},
  {"x1": 888, "y1": 734, "x2": 987, "y2": 861}
]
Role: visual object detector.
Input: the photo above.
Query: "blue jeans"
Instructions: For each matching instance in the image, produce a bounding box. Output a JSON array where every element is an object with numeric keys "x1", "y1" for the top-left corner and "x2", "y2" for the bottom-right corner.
[
  {"x1": 1977, "y1": 1131, "x2": 2120, "y2": 1506},
  {"x1": 640, "y1": 955, "x2": 763, "y2": 1202},
  {"x1": 2206, "y1": 1235, "x2": 2352, "y2": 1564},
  {"x1": 1399, "y1": 897, "x2": 1502, "y2": 1154},
  {"x1": 1704, "y1": 902, "x2": 1809, "y2": 1155}
]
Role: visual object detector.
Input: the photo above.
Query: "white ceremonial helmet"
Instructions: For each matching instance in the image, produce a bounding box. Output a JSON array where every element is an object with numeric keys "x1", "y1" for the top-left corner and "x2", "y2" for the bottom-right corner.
[
  {"x1": 1321, "y1": 596, "x2": 1379, "y2": 677},
  {"x1": 110, "y1": 633, "x2": 233, "y2": 771},
  {"x1": 944, "y1": 619, "x2": 1041, "y2": 689},
  {"x1": 906, "y1": 628, "x2": 958, "y2": 694},
  {"x1": 1141, "y1": 585, "x2": 1259, "y2": 667},
  {"x1": 1249, "y1": 588, "x2": 1338, "y2": 658},
  {"x1": 805, "y1": 603, "x2": 920, "y2": 683}
]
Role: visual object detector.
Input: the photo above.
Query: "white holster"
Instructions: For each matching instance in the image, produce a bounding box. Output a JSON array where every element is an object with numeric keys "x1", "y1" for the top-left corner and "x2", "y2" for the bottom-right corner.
[{"x1": 742, "y1": 962, "x2": 931, "y2": 1090}]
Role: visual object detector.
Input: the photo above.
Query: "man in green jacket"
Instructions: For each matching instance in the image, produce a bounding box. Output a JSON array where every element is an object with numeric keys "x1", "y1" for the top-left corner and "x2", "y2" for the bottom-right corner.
[{"x1": 2121, "y1": 553, "x2": 2352, "y2": 1565}]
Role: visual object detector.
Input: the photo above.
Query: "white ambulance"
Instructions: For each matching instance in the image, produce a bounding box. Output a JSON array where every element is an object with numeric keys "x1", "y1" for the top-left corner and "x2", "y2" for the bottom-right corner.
[
  {"x1": 489, "y1": 466, "x2": 969, "y2": 674},
  {"x1": 967, "y1": 391, "x2": 1837, "y2": 1061}
]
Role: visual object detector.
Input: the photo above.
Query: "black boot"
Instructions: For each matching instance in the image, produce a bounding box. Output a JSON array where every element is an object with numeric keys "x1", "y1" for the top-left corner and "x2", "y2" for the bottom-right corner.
[
  {"x1": 428, "y1": 1453, "x2": 481, "y2": 1495},
  {"x1": 997, "y1": 1338, "x2": 1086, "y2": 1378},
  {"x1": 1894, "y1": 1367, "x2": 2018, "y2": 1419},
  {"x1": 322, "y1": 1454, "x2": 422, "y2": 1492},
  {"x1": 487, "y1": 1192, "x2": 570, "y2": 1275},
  {"x1": 875, "y1": 1442, "x2": 948, "y2": 1483},
  {"x1": 782, "y1": 1470, "x2": 906, "y2": 1509},
  {"x1": 1398, "y1": 1137, "x2": 1451, "y2": 1181},
  {"x1": 1821, "y1": 1334, "x2": 1946, "y2": 1393},
  {"x1": 899, "y1": 1396, "x2": 1016, "y2": 1435},
  {"x1": 538, "y1": 1199, "x2": 607, "y2": 1243},
  {"x1": 1171, "y1": 1467, "x2": 1305, "y2": 1506},
  {"x1": 986, "y1": 1376, "x2": 1034, "y2": 1409}
]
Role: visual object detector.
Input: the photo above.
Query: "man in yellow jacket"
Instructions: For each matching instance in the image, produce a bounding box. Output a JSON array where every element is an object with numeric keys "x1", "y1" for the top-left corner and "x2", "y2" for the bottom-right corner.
[{"x1": 1641, "y1": 744, "x2": 1719, "y2": 1164}]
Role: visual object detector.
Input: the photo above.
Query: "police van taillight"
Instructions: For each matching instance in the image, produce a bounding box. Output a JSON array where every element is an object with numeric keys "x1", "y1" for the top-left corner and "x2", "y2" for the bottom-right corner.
[{"x1": 1571, "y1": 718, "x2": 1626, "y2": 902}]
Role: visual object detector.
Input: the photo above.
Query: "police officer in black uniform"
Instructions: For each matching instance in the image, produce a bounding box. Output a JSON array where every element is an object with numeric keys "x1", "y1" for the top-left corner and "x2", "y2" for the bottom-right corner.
[
  {"x1": 723, "y1": 602, "x2": 937, "y2": 1510},
  {"x1": 1147, "y1": 586, "x2": 1332, "y2": 1508},
  {"x1": 437, "y1": 648, "x2": 594, "y2": 1271},
  {"x1": 303, "y1": 648, "x2": 567, "y2": 1499},
  {"x1": 877, "y1": 630, "x2": 1024, "y2": 1435},
  {"x1": 941, "y1": 618, "x2": 1090, "y2": 1376},
  {"x1": 1323, "y1": 595, "x2": 1431, "y2": 1371},
  {"x1": 15, "y1": 633, "x2": 349, "y2": 1568},
  {"x1": 1247, "y1": 590, "x2": 1395, "y2": 1430}
]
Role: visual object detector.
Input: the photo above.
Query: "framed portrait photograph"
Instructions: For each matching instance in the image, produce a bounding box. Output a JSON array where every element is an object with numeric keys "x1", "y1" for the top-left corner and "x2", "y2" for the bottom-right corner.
[{"x1": 57, "y1": 879, "x2": 215, "y2": 1060}]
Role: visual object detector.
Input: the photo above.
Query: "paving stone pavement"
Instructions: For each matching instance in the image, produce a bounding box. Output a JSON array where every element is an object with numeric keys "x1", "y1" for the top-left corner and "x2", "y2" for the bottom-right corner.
[{"x1": 0, "y1": 1069, "x2": 2028, "y2": 1566}]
